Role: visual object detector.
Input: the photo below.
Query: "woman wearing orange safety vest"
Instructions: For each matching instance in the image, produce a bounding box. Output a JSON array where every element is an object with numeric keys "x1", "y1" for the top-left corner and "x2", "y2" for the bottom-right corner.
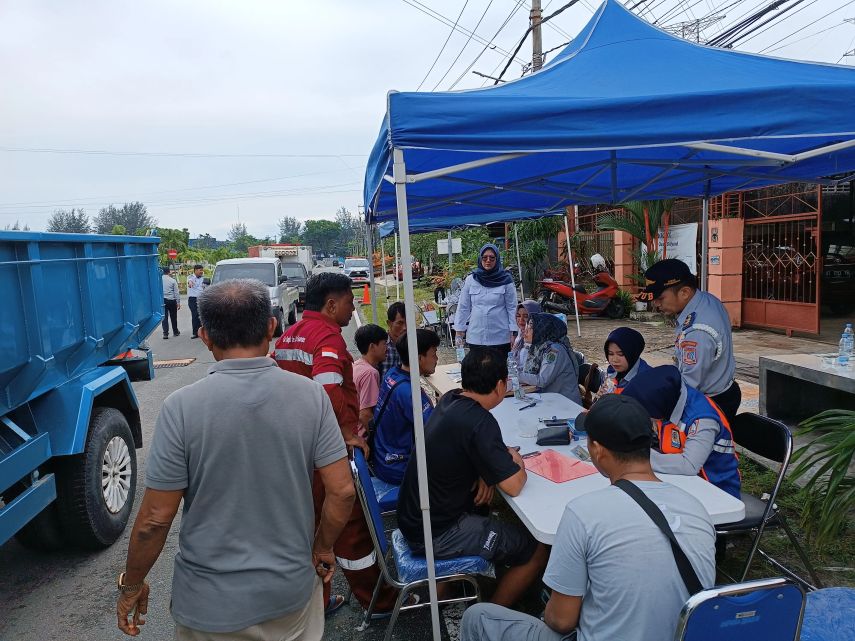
[{"x1": 622, "y1": 365, "x2": 740, "y2": 498}]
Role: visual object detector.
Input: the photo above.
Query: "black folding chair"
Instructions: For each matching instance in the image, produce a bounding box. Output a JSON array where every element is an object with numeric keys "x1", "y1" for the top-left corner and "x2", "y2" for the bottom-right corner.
[{"x1": 715, "y1": 413, "x2": 823, "y2": 590}]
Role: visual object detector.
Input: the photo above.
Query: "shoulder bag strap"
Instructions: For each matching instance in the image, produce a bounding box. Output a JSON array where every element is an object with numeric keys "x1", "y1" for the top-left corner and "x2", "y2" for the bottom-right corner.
[
  {"x1": 614, "y1": 479, "x2": 704, "y2": 595},
  {"x1": 372, "y1": 379, "x2": 406, "y2": 431}
]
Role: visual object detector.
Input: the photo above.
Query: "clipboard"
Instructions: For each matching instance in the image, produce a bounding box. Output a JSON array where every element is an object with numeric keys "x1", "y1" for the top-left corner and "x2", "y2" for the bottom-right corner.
[{"x1": 522, "y1": 449, "x2": 598, "y2": 483}]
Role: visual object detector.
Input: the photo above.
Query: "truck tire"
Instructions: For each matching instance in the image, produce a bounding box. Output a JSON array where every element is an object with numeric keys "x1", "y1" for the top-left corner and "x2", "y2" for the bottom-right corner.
[
  {"x1": 56, "y1": 408, "x2": 137, "y2": 549},
  {"x1": 273, "y1": 309, "x2": 284, "y2": 337},
  {"x1": 288, "y1": 304, "x2": 297, "y2": 326}
]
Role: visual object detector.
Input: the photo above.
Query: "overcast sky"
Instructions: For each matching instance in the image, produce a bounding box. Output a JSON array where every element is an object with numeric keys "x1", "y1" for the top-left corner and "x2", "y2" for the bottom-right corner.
[{"x1": 1, "y1": 0, "x2": 851, "y2": 239}]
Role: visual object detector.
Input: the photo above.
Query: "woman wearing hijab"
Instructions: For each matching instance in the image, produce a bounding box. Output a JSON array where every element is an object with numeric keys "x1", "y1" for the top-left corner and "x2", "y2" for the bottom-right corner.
[
  {"x1": 511, "y1": 299, "x2": 542, "y2": 368},
  {"x1": 599, "y1": 326, "x2": 651, "y2": 395},
  {"x1": 519, "y1": 313, "x2": 582, "y2": 404},
  {"x1": 454, "y1": 243, "x2": 519, "y2": 355}
]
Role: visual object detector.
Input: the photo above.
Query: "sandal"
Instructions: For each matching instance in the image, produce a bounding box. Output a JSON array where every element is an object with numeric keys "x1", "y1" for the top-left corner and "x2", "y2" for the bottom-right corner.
[
  {"x1": 325, "y1": 594, "x2": 346, "y2": 617},
  {"x1": 371, "y1": 594, "x2": 420, "y2": 620}
]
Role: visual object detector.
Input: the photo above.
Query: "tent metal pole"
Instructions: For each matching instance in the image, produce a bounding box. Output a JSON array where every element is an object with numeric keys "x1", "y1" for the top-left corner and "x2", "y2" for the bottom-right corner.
[
  {"x1": 367, "y1": 225, "x2": 378, "y2": 323},
  {"x1": 407, "y1": 152, "x2": 527, "y2": 183},
  {"x1": 392, "y1": 147, "x2": 441, "y2": 641},
  {"x1": 701, "y1": 196, "x2": 710, "y2": 292},
  {"x1": 447, "y1": 230, "x2": 453, "y2": 273},
  {"x1": 395, "y1": 233, "x2": 401, "y2": 300},
  {"x1": 563, "y1": 215, "x2": 582, "y2": 337},
  {"x1": 380, "y1": 235, "x2": 388, "y2": 301},
  {"x1": 514, "y1": 224, "x2": 525, "y2": 300}
]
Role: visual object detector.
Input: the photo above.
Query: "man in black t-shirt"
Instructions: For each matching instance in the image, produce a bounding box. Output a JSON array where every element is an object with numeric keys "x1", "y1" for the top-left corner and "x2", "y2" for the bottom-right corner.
[{"x1": 397, "y1": 348, "x2": 549, "y2": 607}]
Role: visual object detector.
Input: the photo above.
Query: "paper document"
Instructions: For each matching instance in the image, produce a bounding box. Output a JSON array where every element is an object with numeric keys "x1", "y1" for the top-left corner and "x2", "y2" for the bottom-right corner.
[{"x1": 523, "y1": 449, "x2": 598, "y2": 483}]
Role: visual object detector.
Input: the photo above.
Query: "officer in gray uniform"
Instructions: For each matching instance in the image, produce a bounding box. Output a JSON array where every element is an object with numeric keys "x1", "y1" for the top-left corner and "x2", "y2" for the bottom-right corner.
[
  {"x1": 518, "y1": 312, "x2": 583, "y2": 405},
  {"x1": 638, "y1": 259, "x2": 740, "y2": 423}
]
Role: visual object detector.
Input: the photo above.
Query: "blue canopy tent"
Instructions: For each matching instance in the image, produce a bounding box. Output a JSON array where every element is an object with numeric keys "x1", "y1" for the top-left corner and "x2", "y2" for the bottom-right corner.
[{"x1": 362, "y1": 1, "x2": 855, "y2": 635}]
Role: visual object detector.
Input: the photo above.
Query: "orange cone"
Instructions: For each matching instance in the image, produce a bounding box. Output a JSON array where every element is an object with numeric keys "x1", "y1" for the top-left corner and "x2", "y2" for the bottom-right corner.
[{"x1": 362, "y1": 284, "x2": 371, "y2": 305}]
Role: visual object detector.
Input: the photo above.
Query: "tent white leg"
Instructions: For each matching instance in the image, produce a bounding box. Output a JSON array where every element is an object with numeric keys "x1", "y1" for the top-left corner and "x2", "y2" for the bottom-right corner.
[
  {"x1": 563, "y1": 215, "x2": 582, "y2": 337},
  {"x1": 381, "y1": 236, "x2": 388, "y2": 301},
  {"x1": 701, "y1": 197, "x2": 709, "y2": 292},
  {"x1": 447, "y1": 230, "x2": 453, "y2": 273},
  {"x1": 395, "y1": 233, "x2": 401, "y2": 300},
  {"x1": 367, "y1": 225, "x2": 378, "y2": 322},
  {"x1": 392, "y1": 147, "x2": 441, "y2": 641},
  {"x1": 514, "y1": 224, "x2": 525, "y2": 300}
]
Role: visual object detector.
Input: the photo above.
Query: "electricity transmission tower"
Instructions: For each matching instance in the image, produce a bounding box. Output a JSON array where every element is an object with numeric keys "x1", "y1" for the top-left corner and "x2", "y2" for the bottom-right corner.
[{"x1": 663, "y1": 16, "x2": 725, "y2": 43}]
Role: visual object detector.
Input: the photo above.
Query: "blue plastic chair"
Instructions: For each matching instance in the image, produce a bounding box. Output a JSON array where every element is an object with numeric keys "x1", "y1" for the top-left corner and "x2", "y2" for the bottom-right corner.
[
  {"x1": 371, "y1": 476, "x2": 399, "y2": 514},
  {"x1": 800, "y1": 587, "x2": 855, "y2": 641},
  {"x1": 674, "y1": 577, "x2": 805, "y2": 641},
  {"x1": 350, "y1": 449, "x2": 492, "y2": 641}
]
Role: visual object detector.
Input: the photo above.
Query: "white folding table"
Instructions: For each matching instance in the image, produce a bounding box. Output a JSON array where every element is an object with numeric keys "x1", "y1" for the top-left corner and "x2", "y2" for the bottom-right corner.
[{"x1": 490, "y1": 393, "x2": 746, "y2": 544}]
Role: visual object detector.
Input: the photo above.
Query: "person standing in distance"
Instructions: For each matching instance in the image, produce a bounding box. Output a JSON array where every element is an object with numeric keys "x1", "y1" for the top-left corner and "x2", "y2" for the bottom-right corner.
[
  {"x1": 161, "y1": 266, "x2": 180, "y2": 339},
  {"x1": 454, "y1": 243, "x2": 519, "y2": 356},
  {"x1": 273, "y1": 272, "x2": 399, "y2": 616},
  {"x1": 638, "y1": 259, "x2": 740, "y2": 423},
  {"x1": 379, "y1": 301, "x2": 407, "y2": 378},
  {"x1": 186, "y1": 264, "x2": 206, "y2": 339},
  {"x1": 116, "y1": 279, "x2": 354, "y2": 640}
]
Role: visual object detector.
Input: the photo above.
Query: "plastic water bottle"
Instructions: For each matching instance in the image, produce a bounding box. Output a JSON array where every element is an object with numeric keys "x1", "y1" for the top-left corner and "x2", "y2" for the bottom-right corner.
[
  {"x1": 507, "y1": 353, "x2": 524, "y2": 400},
  {"x1": 455, "y1": 335, "x2": 466, "y2": 363},
  {"x1": 838, "y1": 334, "x2": 851, "y2": 369},
  {"x1": 844, "y1": 323, "x2": 854, "y2": 355}
]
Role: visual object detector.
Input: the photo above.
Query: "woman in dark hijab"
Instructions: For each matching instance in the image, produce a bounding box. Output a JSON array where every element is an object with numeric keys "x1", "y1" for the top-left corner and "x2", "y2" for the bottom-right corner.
[
  {"x1": 599, "y1": 326, "x2": 651, "y2": 394},
  {"x1": 453, "y1": 243, "x2": 519, "y2": 355},
  {"x1": 519, "y1": 313, "x2": 582, "y2": 404}
]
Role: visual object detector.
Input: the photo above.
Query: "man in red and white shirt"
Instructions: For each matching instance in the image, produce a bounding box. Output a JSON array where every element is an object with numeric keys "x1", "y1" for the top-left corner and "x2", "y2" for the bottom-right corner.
[{"x1": 273, "y1": 272, "x2": 398, "y2": 615}]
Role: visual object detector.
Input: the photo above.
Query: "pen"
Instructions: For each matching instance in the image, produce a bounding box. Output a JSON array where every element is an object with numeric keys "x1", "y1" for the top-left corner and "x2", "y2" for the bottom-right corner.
[{"x1": 518, "y1": 401, "x2": 537, "y2": 411}]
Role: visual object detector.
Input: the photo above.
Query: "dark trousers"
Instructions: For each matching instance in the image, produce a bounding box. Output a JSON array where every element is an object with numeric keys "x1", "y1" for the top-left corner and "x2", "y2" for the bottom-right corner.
[
  {"x1": 711, "y1": 380, "x2": 742, "y2": 425},
  {"x1": 162, "y1": 299, "x2": 179, "y2": 336},
  {"x1": 188, "y1": 296, "x2": 201, "y2": 336}
]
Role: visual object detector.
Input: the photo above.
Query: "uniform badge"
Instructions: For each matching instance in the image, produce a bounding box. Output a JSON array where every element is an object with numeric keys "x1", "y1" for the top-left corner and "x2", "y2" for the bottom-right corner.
[
  {"x1": 545, "y1": 350, "x2": 557, "y2": 364},
  {"x1": 671, "y1": 428, "x2": 682, "y2": 450},
  {"x1": 682, "y1": 312, "x2": 696, "y2": 330},
  {"x1": 687, "y1": 421, "x2": 700, "y2": 437},
  {"x1": 681, "y1": 340, "x2": 698, "y2": 365}
]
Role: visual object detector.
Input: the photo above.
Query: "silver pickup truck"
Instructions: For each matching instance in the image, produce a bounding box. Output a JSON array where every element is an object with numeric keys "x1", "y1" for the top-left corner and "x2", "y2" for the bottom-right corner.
[{"x1": 212, "y1": 257, "x2": 300, "y2": 336}]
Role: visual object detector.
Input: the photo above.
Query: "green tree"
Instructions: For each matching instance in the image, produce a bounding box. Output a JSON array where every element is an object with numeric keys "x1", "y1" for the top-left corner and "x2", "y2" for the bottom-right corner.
[
  {"x1": 228, "y1": 222, "x2": 248, "y2": 242},
  {"x1": 157, "y1": 227, "x2": 190, "y2": 263},
  {"x1": 597, "y1": 199, "x2": 675, "y2": 272},
  {"x1": 111, "y1": 224, "x2": 127, "y2": 235},
  {"x1": 47, "y1": 208, "x2": 90, "y2": 233},
  {"x1": 194, "y1": 233, "x2": 219, "y2": 250},
  {"x1": 303, "y1": 219, "x2": 343, "y2": 254},
  {"x1": 278, "y1": 216, "x2": 303, "y2": 243},
  {"x1": 3, "y1": 220, "x2": 30, "y2": 230},
  {"x1": 334, "y1": 207, "x2": 367, "y2": 256},
  {"x1": 94, "y1": 202, "x2": 155, "y2": 235}
]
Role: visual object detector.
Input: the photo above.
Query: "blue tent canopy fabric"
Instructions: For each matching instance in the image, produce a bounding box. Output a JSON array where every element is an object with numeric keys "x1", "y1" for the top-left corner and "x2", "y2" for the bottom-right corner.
[{"x1": 364, "y1": 0, "x2": 855, "y2": 223}]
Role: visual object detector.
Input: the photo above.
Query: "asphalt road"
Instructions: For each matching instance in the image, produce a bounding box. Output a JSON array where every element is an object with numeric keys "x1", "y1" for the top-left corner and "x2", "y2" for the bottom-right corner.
[{"x1": 0, "y1": 279, "x2": 459, "y2": 641}]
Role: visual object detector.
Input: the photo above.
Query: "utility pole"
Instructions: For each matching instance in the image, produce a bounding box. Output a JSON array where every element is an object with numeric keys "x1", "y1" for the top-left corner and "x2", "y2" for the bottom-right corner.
[{"x1": 531, "y1": 0, "x2": 543, "y2": 71}]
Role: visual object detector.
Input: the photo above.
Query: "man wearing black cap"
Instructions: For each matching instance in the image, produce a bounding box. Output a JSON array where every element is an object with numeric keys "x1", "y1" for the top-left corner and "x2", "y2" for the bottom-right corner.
[
  {"x1": 638, "y1": 258, "x2": 740, "y2": 423},
  {"x1": 461, "y1": 394, "x2": 716, "y2": 641}
]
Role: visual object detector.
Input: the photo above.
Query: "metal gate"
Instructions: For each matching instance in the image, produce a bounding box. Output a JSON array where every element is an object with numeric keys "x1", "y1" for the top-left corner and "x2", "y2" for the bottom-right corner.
[{"x1": 741, "y1": 186, "x2": 821, "y2": 334}]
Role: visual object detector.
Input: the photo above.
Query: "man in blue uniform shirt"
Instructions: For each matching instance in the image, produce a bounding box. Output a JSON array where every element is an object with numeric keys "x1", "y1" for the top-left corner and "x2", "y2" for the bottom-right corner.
[
  {"x1": 639, "y1": 259, "x2": 741, "y2": 423},
  {"x1": 371, "y1": 329, "x2": 440, "y2": 485}
]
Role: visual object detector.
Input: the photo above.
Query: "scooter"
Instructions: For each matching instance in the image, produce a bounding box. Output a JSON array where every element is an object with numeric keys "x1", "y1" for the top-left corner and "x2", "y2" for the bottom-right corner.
[{"x1": 537, "y1": 254, "x2": 625, "y2": 319}]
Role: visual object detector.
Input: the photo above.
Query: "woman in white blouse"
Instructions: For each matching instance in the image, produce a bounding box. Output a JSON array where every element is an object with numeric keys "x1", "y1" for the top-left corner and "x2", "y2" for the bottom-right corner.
[{"x1": 453, "y1": 243, "x2": 519, "y2": 355}]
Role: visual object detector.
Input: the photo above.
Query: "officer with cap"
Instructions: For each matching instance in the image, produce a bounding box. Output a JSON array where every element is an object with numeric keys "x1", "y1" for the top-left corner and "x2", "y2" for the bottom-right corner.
[{"x1": 638, "y1": 258, "x2": 740, "y2": 423}]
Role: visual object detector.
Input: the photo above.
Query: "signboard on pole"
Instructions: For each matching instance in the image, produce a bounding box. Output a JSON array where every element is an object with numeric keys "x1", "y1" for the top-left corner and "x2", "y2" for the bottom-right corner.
[
  {"x1": 641, "y1": 223, "x2": 698, "y2": 275},
  {"x1": 167, "y1": 249, "x2": 178, "y2": 259},
  {"x1": 437, "y1": 238, "x2": 462, "y2": 254}
]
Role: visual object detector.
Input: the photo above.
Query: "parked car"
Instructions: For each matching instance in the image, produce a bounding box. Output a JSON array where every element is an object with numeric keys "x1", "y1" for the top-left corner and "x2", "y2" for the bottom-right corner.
[
  {"x1": 212, "y1": 258, "x2": 299, "y2": 336},
  {"x1": 343, "y1": 257, "x2": 371, "y2": 286},
  {"x1": 397, "y1": 260, "x2": 425, "y2": 281},
  {"x1": 281, "y1": 261, "x2": 309, "y2": 309}
]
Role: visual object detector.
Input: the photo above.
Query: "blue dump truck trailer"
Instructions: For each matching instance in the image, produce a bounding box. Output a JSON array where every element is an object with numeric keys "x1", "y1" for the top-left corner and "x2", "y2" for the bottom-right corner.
[{"x1": 0, "y1": 232, "x2": 162, "y2": 550}]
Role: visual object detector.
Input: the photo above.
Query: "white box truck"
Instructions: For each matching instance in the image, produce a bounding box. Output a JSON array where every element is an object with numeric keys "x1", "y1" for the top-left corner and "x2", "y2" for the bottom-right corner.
[{"x1": 248, "y1": 244, "x2": 313, "y2": 276}]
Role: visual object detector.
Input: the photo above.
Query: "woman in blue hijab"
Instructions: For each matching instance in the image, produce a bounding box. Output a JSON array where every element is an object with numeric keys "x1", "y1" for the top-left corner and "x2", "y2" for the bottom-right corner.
[{"x1": 453, "y1": 243, "x2": 519, "y2": 355}]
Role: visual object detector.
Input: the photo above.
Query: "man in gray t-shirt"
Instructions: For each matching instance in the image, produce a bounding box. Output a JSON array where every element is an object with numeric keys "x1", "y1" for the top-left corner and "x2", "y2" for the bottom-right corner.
[
  {"x1": 116, "y1": 279, "x2": 355, "y2": 640},
  {"x1": 462, "y1": 394, "x2": 716, "y2": 641}
]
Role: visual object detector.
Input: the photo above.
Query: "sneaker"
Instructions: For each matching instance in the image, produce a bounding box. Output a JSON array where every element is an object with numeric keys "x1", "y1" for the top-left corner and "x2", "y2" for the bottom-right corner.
[
  {"x1": 174, "y1": 331, "x2": 181, "y2": 336},
  {"x1": 191, "y1": 335, "x2": 198, "y2": 339},
  {"x1": 163, "y1": 335, "x2": 169, "y2": 339}
]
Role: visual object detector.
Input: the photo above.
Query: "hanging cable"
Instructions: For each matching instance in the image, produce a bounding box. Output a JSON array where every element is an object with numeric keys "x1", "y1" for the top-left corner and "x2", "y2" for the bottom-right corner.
[
  {"x1": 416, "y1": 0, "x2": 470, "y2": 90},
  {"x1": 431, "y1": 0, "x2": 496, "y2": 90}
]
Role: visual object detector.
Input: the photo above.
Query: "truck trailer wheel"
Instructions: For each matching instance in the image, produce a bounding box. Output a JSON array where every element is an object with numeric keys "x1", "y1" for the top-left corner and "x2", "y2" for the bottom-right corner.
[
  {"x1": 57, "y1": 407, "x2": 137, "y2": 549},
  {"x1": 273, "y1": 309, "x2": 284, "y2": 337}
]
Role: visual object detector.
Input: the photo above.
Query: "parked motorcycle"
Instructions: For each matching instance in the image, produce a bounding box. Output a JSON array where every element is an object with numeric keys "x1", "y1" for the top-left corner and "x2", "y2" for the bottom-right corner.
[{"x1": 537, "y1": 254, "x2": 625, "y2": 319}]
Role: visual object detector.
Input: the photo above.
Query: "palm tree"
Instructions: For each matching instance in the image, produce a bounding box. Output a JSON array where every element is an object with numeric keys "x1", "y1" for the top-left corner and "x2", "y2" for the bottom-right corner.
[{"x1": 597, "y1": 199, "x2": 676, "y2": 282}]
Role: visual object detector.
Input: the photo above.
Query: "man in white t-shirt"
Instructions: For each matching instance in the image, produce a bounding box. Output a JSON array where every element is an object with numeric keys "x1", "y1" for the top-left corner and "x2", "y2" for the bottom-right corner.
[{"x1": 461, "y1": 394, "x2": 716, "y2": 641}]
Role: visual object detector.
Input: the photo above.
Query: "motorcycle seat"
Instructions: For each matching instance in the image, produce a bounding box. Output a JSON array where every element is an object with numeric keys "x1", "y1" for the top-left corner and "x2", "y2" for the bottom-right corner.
[{"x1": 572, "y1": 284, "x2": 587, "y2": 294}]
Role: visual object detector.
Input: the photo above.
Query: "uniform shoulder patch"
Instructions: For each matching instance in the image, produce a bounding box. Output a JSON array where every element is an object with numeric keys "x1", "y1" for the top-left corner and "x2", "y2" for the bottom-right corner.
[
  {"x1": 681, "y1": 340, "x2": 698, "y2": 365},
  {"x1": 545, "y1": 350, "x2": 558, "y2": 364},
  {"x1": 682, "y1": 311, "x2": 697, "y2": 330}
]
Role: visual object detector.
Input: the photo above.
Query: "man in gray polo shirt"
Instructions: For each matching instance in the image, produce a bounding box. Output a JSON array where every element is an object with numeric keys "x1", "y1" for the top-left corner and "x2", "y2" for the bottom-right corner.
[{"x1": 116, "y1": 279, "x2": 355, "y2": 641}]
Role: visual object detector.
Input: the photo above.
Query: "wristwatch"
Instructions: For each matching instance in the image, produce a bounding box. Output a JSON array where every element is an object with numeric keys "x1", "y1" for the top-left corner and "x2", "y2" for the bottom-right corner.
[{"x1": 117, "y1": 572, "x2": 144, "y2": 593}]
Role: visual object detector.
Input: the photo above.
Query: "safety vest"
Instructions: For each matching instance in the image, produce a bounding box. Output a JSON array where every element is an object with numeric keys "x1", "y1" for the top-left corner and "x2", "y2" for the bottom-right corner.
[
  {"x1": 657, "y1": 387, "x2": 741, "y2": 498},
  {"x1": 613, "y1": 358, "x2": 652, "y2": 395}
]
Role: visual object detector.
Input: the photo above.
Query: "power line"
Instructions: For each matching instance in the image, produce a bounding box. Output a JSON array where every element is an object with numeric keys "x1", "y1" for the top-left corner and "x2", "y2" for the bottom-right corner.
[
  {"x1": 762, "y1": 19, "x2": 848, "y2": 53},
  {"x1": 416, "y1": 0, "x2": 470, "y2": 90},
  {"x1": 759, "y1": 1, "x2": 855, "y2": 52},
  {"x1": 431, "y1": 0, "x2": 496, "y2": 91},
  {"x1": 0, "y1": 146, "x2": 367, "y2": 159},
  {"x1": 732, "y1": 0, "x2": 818, "y2": 47}
]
